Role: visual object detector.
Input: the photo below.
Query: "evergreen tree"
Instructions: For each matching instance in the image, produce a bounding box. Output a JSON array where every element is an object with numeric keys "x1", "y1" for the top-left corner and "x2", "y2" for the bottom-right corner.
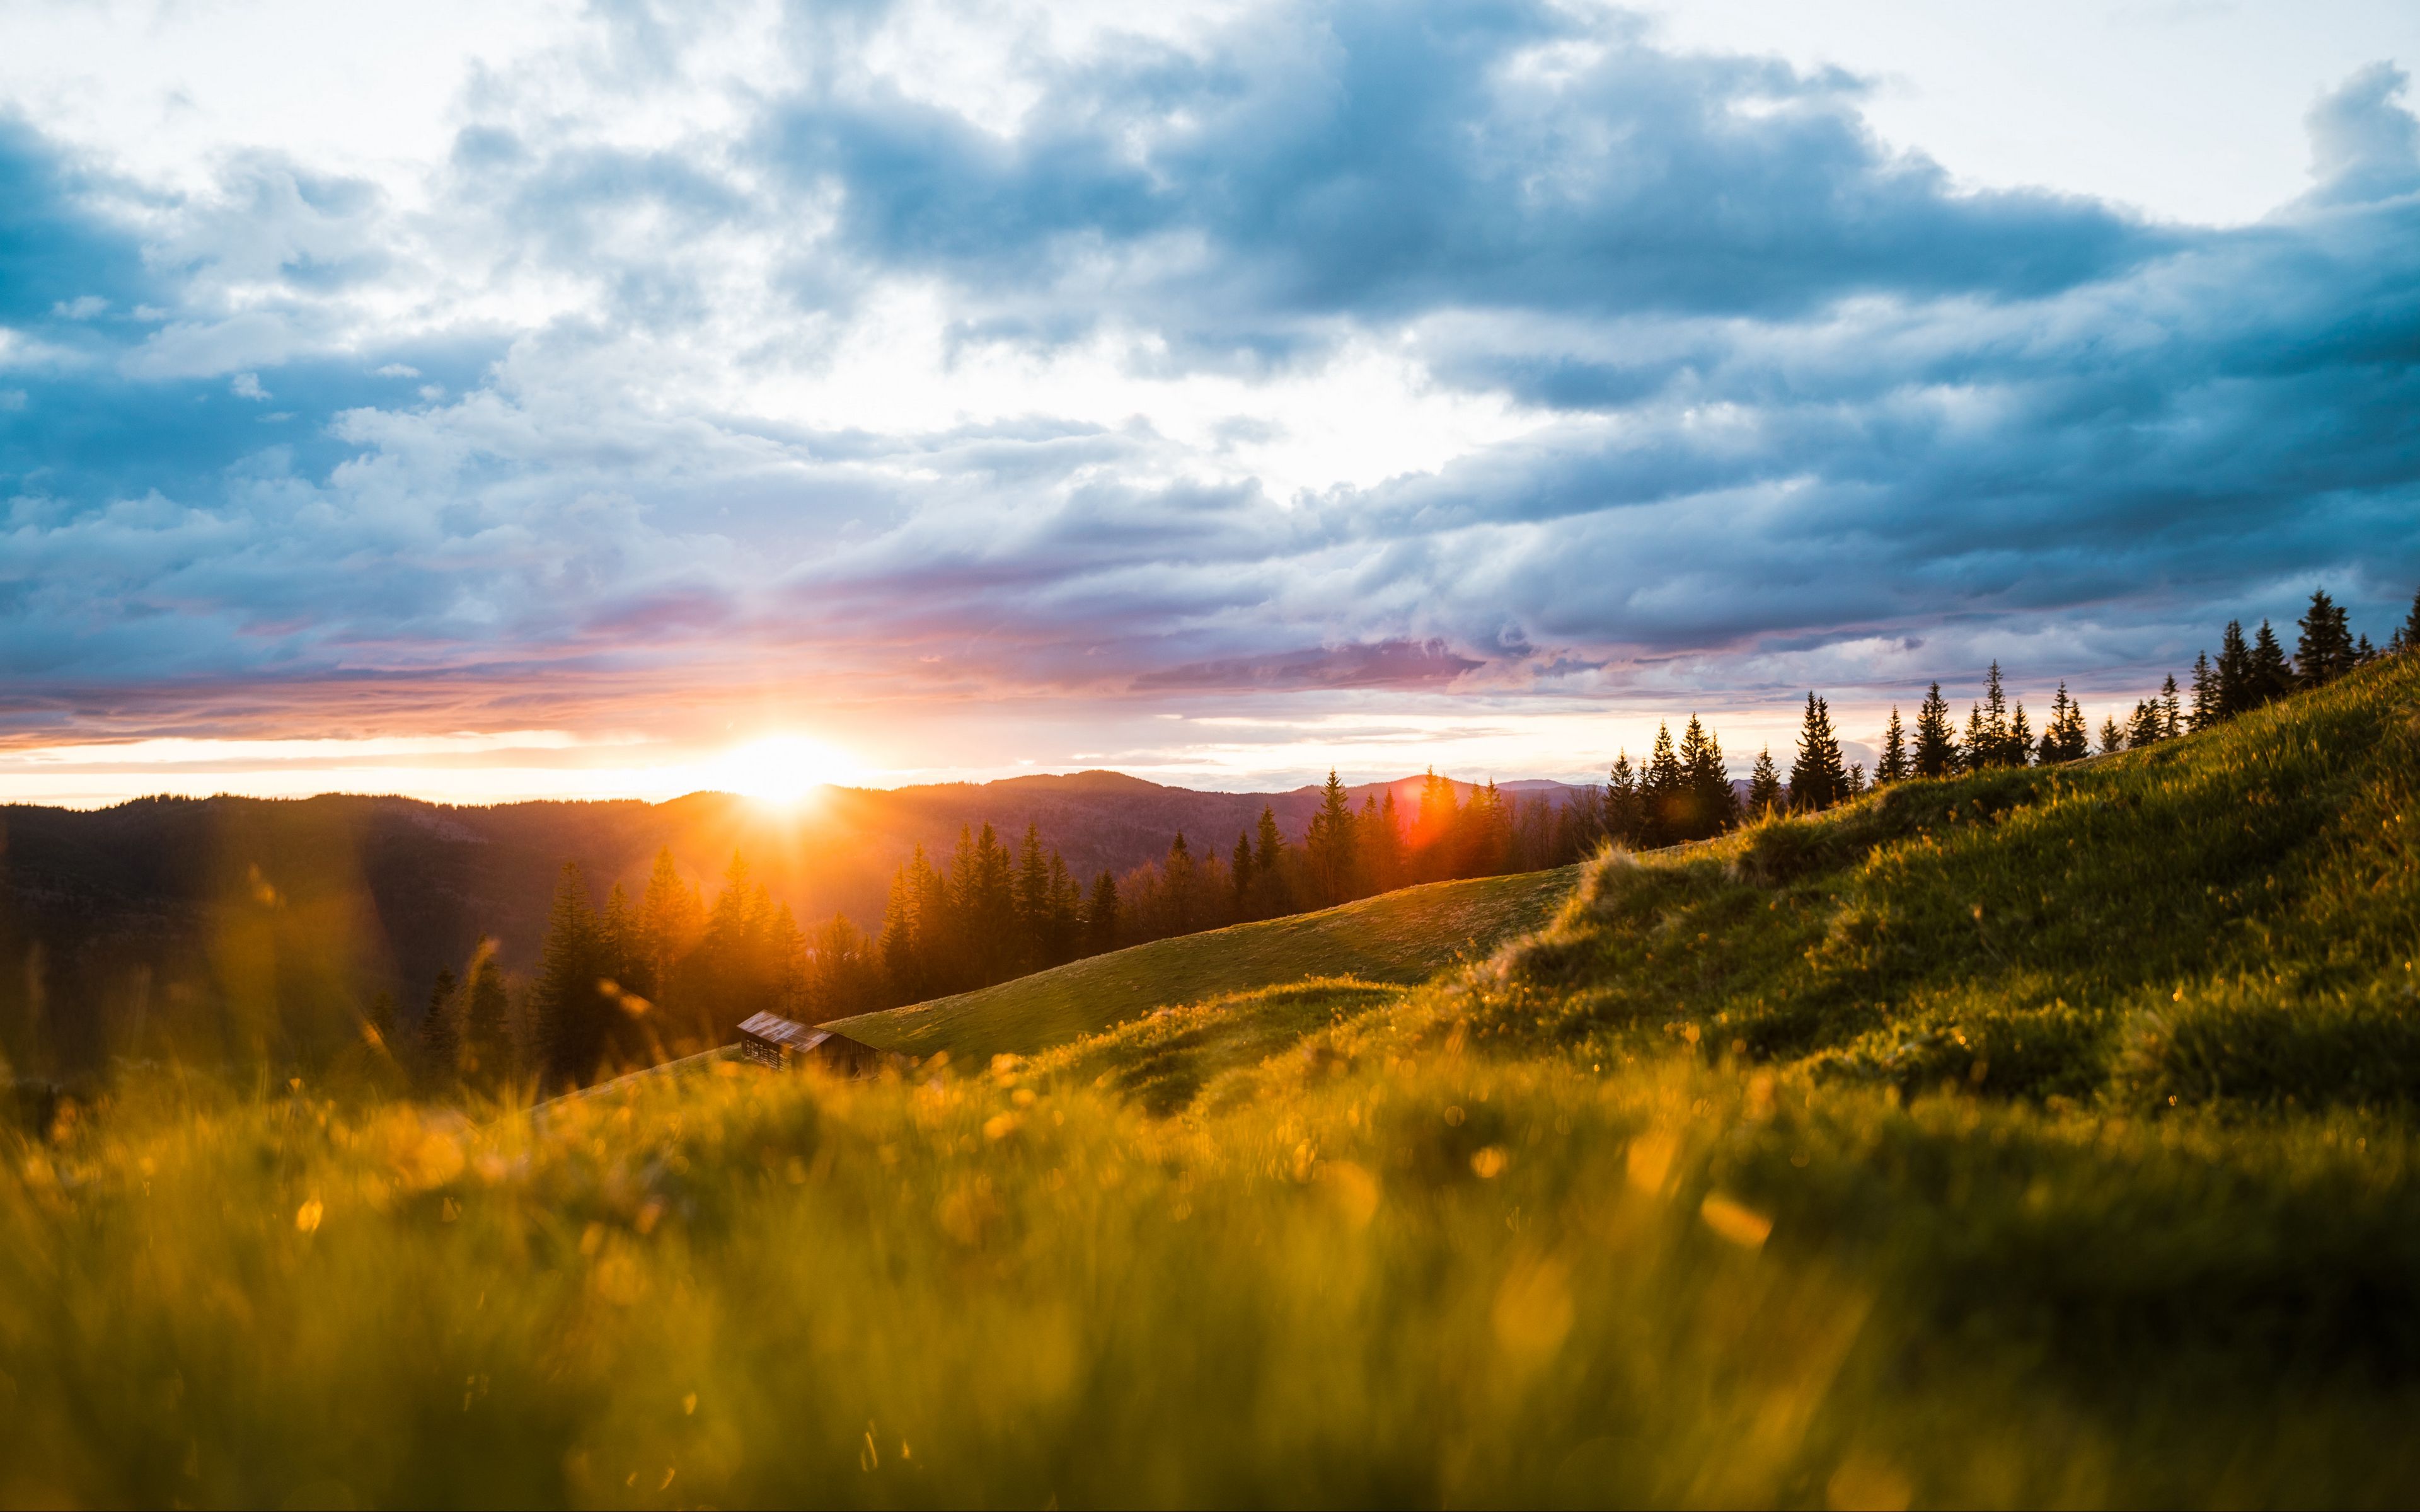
[
  {"x1": 2126, "y1": 699, "x2": 2163, "y2": 749},
  {"x1": 637, "y1": 847, "x2": 703, "y2": 999},
  {"x1": 878, "y1": 849, "x2": 927, "y2": 1002},
  {"x1": 1911, "y1": 682, "x2": 1958, "y2": 777},
  {"x1": 2215, "y1": 620, "x2": 2250, "y2": 716},
  {"x1": 1787, "y1": 694, "x2": 1849, "y2": 813},
  {"x1": 1085, "y1": 871, "x2": 1120, "y2": 954},
  {"x1": 2007, "y1": 702, "x2": 2033, "y2": 769},
  {"x1": 1306, "y1": 770, "x2": 1359, "y2": 905},
  {"x1": 1847, "y1": 763, "x2": 1866, "y2": 796},
  {"x1": 2295, "y1": 588, "x2": 2356, "y2": 686},
  {"x1": 536, "y1": 862, "x2": 607, "y2": 1088},
  {"x1": 1466, "y1": 779, "x2": 1514, "y2": 874},
  {"x1": 2397, "y1": 588, "x2": 2420, "y2": 655},
  {"x1": 1875, "y1": 707, "x2": 1908, "y2": 784},
  {"x1": 2037, "y1": 684, "x2": 2090, "y2": 765},
  {"x1": 1962, "y1": 701, "x2": 1989, "y2": 774},
  {"x1": 1606, "y1": 753, "x2": 1643, "y2": 848},
  {"x1": 1231, "y1": 831, "x2": 1254, "y2": 917},
  {"x1": 2099, "y1": 715, "x2": 2124, "y2": 756},
  {"x1": 1252, "y1": 805, "x2": 1291, "y2": 915},
  {"x1": 1013, "y1": 823, "x2": 1052, "y2": 967},
  {"x1": 1047, "y1": 849, "x2": 1081, "y2": 962},
  {"x1": 2188, "y1": 651, "x2": 2217, "y2": 731},
  {"x1": 462, "y1": 948, "x2": 511, "y2": 1084},
  {"x1": 599, "y1": 883, "x2": 642, "y2": 999},
  {"x1": 804, "y1": 914, "x2": 877, "y2": 1022},
  {"x1": 1640, "y1": 724, "x2": 1686, "y2": 845},
  {"x1": 1364, "y1": 791, "x2": 1406, "y2": 893},
  {"x1": 420, "y1": 968, "x2": 461, "y2": 1080},
  {"x1": 1678, "y1": 716, "x2": 1737, "y2": 840},
  {"x1": 2249, "y1": 619, "x2": 2293, "y2": 706},
  {"x1": 1974, "y1": 662, "x2": 2014, "y2": 769},
  {"x1": 1746, "y1": 747, "x2": 1784, "y2": 817},
  {"x1": 2357, "y1": 634, "x2": 2377, "y2": 663},
  {"x1": 2159, "y1": 675, "x2": 2183, "y2": 740}
]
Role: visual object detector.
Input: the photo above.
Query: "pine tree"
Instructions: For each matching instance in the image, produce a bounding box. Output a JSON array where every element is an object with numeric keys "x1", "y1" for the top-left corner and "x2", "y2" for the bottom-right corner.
[
  {"x1": 599, "y1": 882, "x2": 641, "y2": 997},
  {"x1": 1912, "y1": 682, "x2": 1958, "y2": 778},
  {"x1": 420, "y1": 968, "x2": 462, "y2": 1080},
  {"x1": 1746, "y1": 747, "x2": 1784, "y2": 816},
  {"x1": 2215, "y1": 620, "x2": 2250, "y2": 716},
  {"x1": 2249, "y1": 619, "x2": 2293, "y2": 706},
  {"x1": 1013, "y1": 823, "x2": 1053, "y2": 969},
  {"x1": 462, "y1": 947, "x2": 511, "y2": 1084},
  {"x1": 1676, "y1": 716, "x2": 1736, "y2": 841},
  {"x1": 1606, "y1": 753, "x2": 1643, "y2": 848},
  {"x1": 536, "y1": 862, "x2": 606, "y2": 1088},
  {"x1": 2357, "y1": 634, "x2": 2378, "y2": 663},
  {"x1": 2007, "y1": 702, "x2": 2033, "y2": 769},
  {"x1": 1640, "y1": 724, "x2": 1685, "y2": 846},
  {"x1": 2159, "y1": 675, "x2": 2183, "y2": 740},
  {"x1": 1975, "y1": 662, "x2": 2014, "y2": 768},
  {"x1": 1875, "y1": 708, "x2": 1908, "y2": 785},
  {"x1": 1231, "y1": 831, "x2": 1253, "y2": 917},
  {"x1": 1306, "y1": 770, "x2": 1359, "y2": 905},
  {"x1": 2037, "y1": 683, "x2": 2089, "y2": 765},
  {"x1": 2188, "y1": 651, "x2": 2217, "y2": 731},
  {"x1": 2126, "y1": 699, "x2": 2162, "y2": 749},
  {"x1": 2099, "y1": 715, "x2": 2124, "y2": 756},
  {"x1": 1787, "y1": 693, "x2": 1848, "y2": 813},
  {"x1": 1962, "y1": 702, "x2": 1988, "y2": 774},
  {"x1": 1085, "y1": 871, "x2": 1120, "y2": 954},
  {"x1": 637, "y1": 847, "x2": 702, "y2": 1000},
  {"x1": 1252, "y1": 805, "x2": 1291, "y2": 915},
  {"x1": 2295, "y1": 588, "x2": 2356, "y2": 686},
  {"x1": 2397, "y1": 588, "x2": 2420, "y2": 655}
]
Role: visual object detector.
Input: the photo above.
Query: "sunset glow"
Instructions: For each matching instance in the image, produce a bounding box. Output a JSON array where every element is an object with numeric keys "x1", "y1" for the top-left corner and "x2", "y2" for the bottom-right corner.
[{"x1": 696, "y1": 736, "x2": 860, "y2": 809}]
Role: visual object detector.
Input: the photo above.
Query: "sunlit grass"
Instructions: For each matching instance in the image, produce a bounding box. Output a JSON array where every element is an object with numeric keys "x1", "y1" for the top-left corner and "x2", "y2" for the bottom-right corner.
[
  {"x1": 6, "y1": 657, "x2": 2420, "y2": 1505},
  {"x1": 8, "y1": 1045, "x2": 2419, "y2": 1507}
]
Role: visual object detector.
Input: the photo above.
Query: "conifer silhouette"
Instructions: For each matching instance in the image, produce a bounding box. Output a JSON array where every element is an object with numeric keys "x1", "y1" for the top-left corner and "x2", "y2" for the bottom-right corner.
[
  {"x1": 1678, "y1": 716, "x2": 1737, "y2": 840},
  {"x1": 1787, "y1": 693, "x2": 1848, "y2": 812},
  {"x1": 1876, "y1": 707, "x2": 1908, "y2": 784},
  {"x1": 2295, "y1": 589, "x2": 2356, "y2": 685},
  {"x1": 2249, "y1": 619, "x2": 2293, "y2": 706},
  {"x1": 1746, "y1": 747, "x2": 1784, "y2": 816},
  {"x1": 1641, "y1": 724, "x2": 1685, "y2": 846},
  {"x1": 1911, "y1": 682, "x2": 1958, "y2": 777}
]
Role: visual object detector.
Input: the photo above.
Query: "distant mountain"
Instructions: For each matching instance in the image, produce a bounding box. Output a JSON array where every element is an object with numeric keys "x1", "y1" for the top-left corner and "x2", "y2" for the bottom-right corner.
[{"x1": 0, "y1": 772, "x2": 1598, "y2": 1066}]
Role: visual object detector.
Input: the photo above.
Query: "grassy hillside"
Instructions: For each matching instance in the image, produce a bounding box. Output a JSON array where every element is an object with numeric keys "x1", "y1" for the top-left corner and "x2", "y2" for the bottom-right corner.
[
  {"x1": 823, "y1": 865, "x2": 1577, "y2": 1063},
  {"x1": 6, "y1": 659, "x2": 2420, "y2": 1505}
]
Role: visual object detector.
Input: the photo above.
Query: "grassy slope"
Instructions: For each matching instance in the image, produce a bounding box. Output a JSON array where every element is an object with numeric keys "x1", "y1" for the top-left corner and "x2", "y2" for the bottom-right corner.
[
  {"x1": 8, "y1": 663, "x2": 2420, "y2": 1505},
  {"x1": 822, "y1": 865, "x2": 1577, "y2": 1063},
  {"x1": 1461, "y1": 644, "x2": 2420, "y2": 1107}
]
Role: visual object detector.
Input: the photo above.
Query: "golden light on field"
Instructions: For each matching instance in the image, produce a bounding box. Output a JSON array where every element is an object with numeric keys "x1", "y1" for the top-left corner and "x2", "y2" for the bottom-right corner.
[{"x1": 700, "y1": 734, "x2": 860, "y2": 806}]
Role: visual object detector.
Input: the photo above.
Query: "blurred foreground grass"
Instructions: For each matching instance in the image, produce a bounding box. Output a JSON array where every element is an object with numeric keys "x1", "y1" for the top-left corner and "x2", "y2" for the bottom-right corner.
[{"x1": 4, "y1": 1046, "x2": 2419, "y2": 1508}]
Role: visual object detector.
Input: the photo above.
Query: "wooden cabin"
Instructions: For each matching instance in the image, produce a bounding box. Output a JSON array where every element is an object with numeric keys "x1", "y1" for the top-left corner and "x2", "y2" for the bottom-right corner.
[{"x1": 736, "y1": 1012, "x2": 884, "y2": 1077}]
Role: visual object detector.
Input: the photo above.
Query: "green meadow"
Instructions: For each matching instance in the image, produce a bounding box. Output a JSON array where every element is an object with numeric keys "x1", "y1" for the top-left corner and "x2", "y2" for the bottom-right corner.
[
  {"x1": 824, "y1": 864, "x2": 1577, "y2": 1064},
  {"x1": 6, "y1": 653, "x2": 2420, "y2": 1506}
]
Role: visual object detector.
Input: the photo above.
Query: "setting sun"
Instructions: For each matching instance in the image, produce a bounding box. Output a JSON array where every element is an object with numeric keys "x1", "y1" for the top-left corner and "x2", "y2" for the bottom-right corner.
[{"x1": 701, "y1": 735, "x2": 858, "y2": 805}]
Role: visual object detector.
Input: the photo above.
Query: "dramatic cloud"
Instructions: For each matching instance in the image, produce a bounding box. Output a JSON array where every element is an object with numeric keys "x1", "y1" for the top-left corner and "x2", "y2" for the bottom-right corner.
[{"x1": 2, "y1": 1, "x2": 2417, "y2": 784}]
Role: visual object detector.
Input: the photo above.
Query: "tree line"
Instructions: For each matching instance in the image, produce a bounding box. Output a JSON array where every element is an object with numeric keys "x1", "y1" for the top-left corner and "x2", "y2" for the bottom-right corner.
[{"x1": 427, "y1": 585, "x2": 2418, "y2": 1090}]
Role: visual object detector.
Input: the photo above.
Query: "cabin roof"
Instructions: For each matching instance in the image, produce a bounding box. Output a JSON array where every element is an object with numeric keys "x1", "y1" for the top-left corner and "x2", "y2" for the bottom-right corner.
[{"x1": 738, "y1": 1011, "x2": 830, "y2": 1052}]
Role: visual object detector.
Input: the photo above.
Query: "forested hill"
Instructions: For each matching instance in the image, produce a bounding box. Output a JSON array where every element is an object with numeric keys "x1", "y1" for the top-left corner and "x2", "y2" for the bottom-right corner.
[{"x1": 0, "y1": 770, "x2": 1585, "y2": 1068}]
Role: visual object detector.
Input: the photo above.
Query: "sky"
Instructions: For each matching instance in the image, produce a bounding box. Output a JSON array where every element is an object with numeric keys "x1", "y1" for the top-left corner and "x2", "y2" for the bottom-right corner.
[{"x1": 3, "y1": 0, "x2": 2418, "y2": 806}]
